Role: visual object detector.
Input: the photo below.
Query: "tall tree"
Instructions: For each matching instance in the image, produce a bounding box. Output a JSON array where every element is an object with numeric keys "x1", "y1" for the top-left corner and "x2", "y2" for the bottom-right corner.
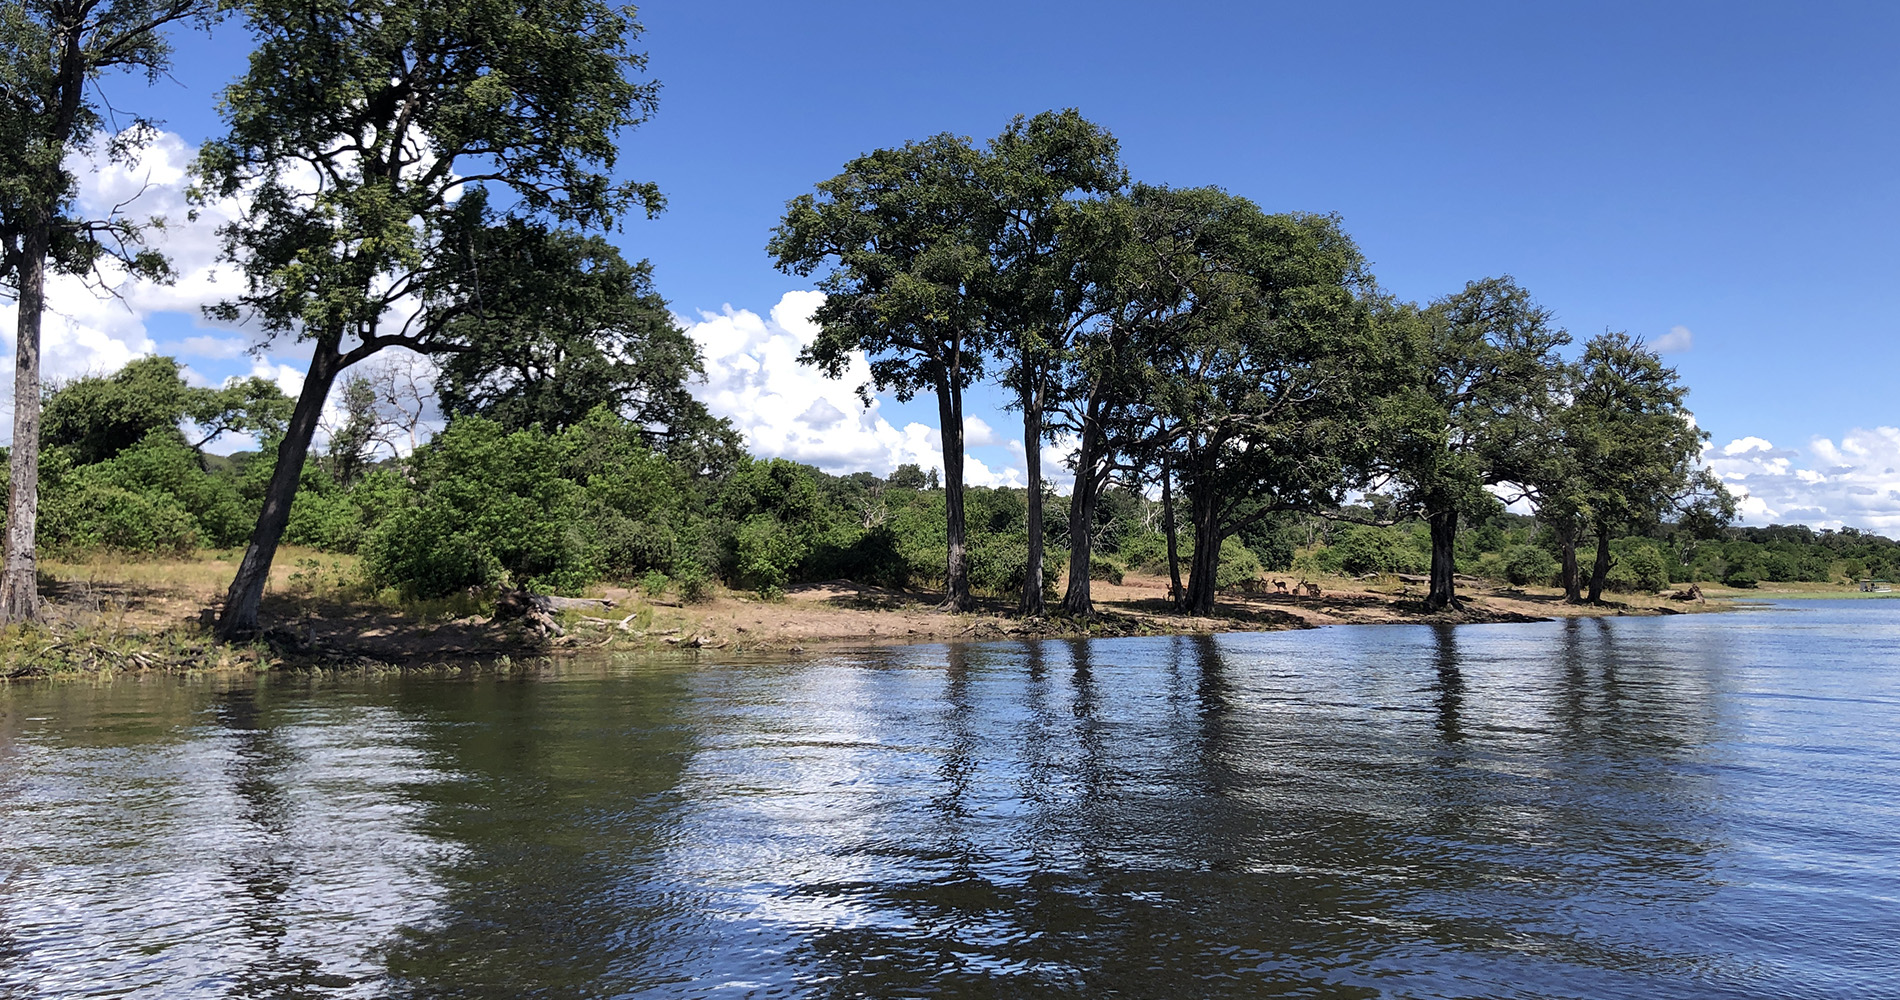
[
  {"x1": 432, "y1": 222, "x2": 740, "y2": 470},
  {"x1": 196, "y1": 0, "x2": 662, "y2": 637},
  {"x1": 1377, "y1": 278, "x2": 1569, "y2": 611},
  {"x1": 1564, "y1": 331, "x2": 1732, "y2": 601},
  {"x1": 0, "y1": 0, "x2": 215, "y2": 621},
  {"x1": 1130, "y1": 190, "x2": 1378, "y2": 615},
  {"x1": 769, "y1": 133, "x2": 992, "y2": 611},
  {"x1": 978, "y1": 109, "x2": 1124, "y2": 616}
]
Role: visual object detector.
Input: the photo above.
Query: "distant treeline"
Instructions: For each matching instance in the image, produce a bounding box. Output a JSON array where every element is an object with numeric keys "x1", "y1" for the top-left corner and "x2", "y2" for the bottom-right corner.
[{"x1": 19, "y1": 356, "x2": 1893, "y2": 604}]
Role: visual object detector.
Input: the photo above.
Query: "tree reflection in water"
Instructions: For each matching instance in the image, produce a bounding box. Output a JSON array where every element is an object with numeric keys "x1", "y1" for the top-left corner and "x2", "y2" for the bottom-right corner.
[{"x1": 3, "y1": 606, "x2": 1896, "y2": 998}]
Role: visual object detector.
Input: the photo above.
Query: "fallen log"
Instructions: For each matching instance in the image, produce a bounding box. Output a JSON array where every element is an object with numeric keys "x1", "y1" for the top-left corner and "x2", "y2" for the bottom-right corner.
[{"x1": 494, "y1": 587, "x2": 614, "y2": 637}]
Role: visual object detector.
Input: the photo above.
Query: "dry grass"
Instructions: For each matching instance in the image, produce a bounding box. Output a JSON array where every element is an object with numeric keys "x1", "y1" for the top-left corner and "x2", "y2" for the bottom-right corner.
[{"x1": 41, "y1": 546, "x2": 360, "y2": 606}]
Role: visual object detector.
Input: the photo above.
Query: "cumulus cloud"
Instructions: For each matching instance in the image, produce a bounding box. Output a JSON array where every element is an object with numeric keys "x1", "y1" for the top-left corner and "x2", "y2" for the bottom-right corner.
[
  {"x1": 1707, "y1": 427, "x2": 1900, "y2": 534},
  {"x1": 1652, "y1": 324, "x2": 1693, "y2": 353},
  {"x1": 683, "y1": 291, "x2": 1024, "y2": 485},
  {"x1": 0, "y1": 131, "x2": 326, "y2": 444}
]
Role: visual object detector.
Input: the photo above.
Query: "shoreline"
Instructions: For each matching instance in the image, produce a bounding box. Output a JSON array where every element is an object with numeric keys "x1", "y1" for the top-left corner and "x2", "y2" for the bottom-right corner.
[{"x1": 0, "y1": 567, "x2": 1775, "y2": 679}]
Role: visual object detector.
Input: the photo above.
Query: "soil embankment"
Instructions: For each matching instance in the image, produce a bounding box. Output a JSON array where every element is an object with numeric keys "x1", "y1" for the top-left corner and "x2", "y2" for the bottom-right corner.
[{"x1": 4, "y1": 560, "x2": 1731, "y2": 677}]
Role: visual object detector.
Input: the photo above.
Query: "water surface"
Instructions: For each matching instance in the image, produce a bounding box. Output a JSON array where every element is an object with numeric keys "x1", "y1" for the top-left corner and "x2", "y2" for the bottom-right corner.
[{"x1": 2, "y1": 602, "x2": 1896, "y2": 998}]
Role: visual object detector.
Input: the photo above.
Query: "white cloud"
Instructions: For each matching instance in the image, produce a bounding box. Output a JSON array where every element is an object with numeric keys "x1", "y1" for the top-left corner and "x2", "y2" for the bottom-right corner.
[
  {"x1": 684, "y1": 291, "x2": 1012, "y2": 485},
  {"x1": 0, "y1": 131, "x2": 326, "y2": 444},
  {"x1": 964, "y1": 415, "x2": 1003, "y2": 447},
  {"x1": 174, "y1": 334, "x2": 249, "y2": 359},
  {"x1": 1707, "y1": 427, "x2": 1900, "y2": 534},
  {"x1": 1652, "y1": 324, "x2": 1693, "y2": 353}
]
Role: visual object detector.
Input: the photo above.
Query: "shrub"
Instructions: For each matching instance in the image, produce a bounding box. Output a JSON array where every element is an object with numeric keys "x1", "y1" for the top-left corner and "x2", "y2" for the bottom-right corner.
[
  {"x1": 1216, "y1": 537, "x2": 1264, "y2": 590},
  {"x1": 1089, "y1": 555, "x2": 1124, "y2": 585},
  {"x1": 733, "y1": 513, "x2": 808, "y2": 595},
  {"x1": 1723, "y1": 566, "x2": 1760, "y2": 589},
  {"x1": 1503, "y1": 544, "x2": 1559, "y2": 587},
  {"x1": 362, "y1": 418, "x2": 595, "y2": 597},
  {"x1": 40, "y1": 478, "x2": 199, "y2": 555},
  {"x1": 805, "y1": 525, "x2": 915, "y2": 588},
  {"x1": 1607, "y1": 545, "x2": 1670, "y2": 593},
  {"x1": 968, "y1": 534, "x2": 1063, "y2": 599}
]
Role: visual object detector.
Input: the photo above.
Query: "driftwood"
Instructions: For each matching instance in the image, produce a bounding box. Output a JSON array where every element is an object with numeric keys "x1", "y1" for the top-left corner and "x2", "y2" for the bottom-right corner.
[
  {"x1": 1670, "y1": 583, "x2": 1704, "y2": 602},
  {"x1": 494, "y1": 587, "x2": 614, "y2": 637}
]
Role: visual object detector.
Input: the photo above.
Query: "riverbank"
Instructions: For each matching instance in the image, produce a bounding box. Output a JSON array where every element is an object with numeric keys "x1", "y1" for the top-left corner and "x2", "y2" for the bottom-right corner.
[{"x1": 0, "y1": 549, "x2": 1781, "y2": 678}]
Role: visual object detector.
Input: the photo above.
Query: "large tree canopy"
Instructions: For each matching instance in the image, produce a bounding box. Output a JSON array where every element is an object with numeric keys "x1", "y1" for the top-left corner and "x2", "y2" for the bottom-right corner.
[
  {"x1": 1563, "y1": 331, "x2": 1732, "y2": 600},
  {"x1": 978, "y1": 109, "x2": 1124, "y2": 615},
  {"x1": 1117, "y1": 187, "x2": 1380, "y2": 615},
  {"x1": 1376, "y1": 277, "x2": 1570, "y2": 610},
  {"x1": 198, "y1": 0, "x2": 664, "y2": 636}
]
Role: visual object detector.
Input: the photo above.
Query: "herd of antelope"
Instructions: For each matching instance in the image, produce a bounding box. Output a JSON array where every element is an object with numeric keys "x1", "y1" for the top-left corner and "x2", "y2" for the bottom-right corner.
[{"x1": 1238, "y1": 578, "x2": 1323, "y2": 597}]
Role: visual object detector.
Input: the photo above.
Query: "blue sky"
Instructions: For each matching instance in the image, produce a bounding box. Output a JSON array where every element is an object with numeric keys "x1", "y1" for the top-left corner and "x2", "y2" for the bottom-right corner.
[{"x1": 10, "y1": 1, "x2": 1900, "y2": 530}]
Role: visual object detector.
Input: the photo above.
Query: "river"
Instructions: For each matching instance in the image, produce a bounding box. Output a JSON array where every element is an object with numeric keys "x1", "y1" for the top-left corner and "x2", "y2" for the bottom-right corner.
[{"x1": 1, "y1": 600, "x2": 1895, "y2": 998}]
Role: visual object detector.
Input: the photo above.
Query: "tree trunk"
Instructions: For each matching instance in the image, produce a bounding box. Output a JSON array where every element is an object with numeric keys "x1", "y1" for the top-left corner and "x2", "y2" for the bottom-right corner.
[
  {"x1": 1558, "y1": 521, "x2": 1582, "y2": 603},
  {"x1": 1, "y1": 23, "x2": 87, "y2": 625},
  {"x1": 1059, "y1": 403, "x2": 1105, "y2": 617},
  {"x1": 1183, "y1": 477, "x2": 1222, "y2": 616},
  {"x1": 1424, "y1": 507, "x2": 1459, "y2": 611},
  {"x1": 0, "y1": 224, "x2": 51, "y2": 623},
  {"x1": 1019, "y1": 376, "x2": 1045, "y2": 617},
  {"x1": 1162, "y1": 458, "x2": 1184, "y2": 609},
  {"x1": 216, "y1": 344, "x2": 341, "y2": 637},
  {"x1": 936, "y1": 385, "x2": 972, "y2": 612},
  {"x1": 1587, "y1": 527, "x2": 1612, "y2": 603}
]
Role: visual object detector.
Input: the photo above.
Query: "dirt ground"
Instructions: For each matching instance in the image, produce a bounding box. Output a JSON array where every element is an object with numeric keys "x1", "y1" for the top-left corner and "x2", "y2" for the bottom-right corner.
[{"x1": 18, "y1": 550, "x2": 1735, "y2": 672}]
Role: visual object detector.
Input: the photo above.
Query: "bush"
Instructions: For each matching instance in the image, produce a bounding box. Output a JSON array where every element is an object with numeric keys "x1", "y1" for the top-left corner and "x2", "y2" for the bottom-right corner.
[
  {"x1": 1723, "y1": 566, "x2": 1760, "y2": 589},
  {"x1": 1329, "y1": 525, "x2": 1418, "y2": 576},
  {"x1": 805, "y1": 525, "x2": 918, "y2": 589},
  {"x1": 1503, "y1": 544, "x2": 1559, "y2": 587},
  {"x1": 1607, "y1": 545, "x2": 1670, "y2": 593},
  {"x1": 1216, "y1": 537, "x2": 1264, "y2": 590},
  {"x1": 1089, "y1": 555, "x2": 1124, "y2": 585},
  {"x1": 968, "y1": 534, "x2": 1064, "y2": 599},
  {"x1": 733, "y1": 513, "x2": 807, "y2": 595},
  {"x1": 40, "y1": 478, "x2": 200, "y2": 555},
  {"x1": 362, "y1": 418, "x2": 596, "y2": 597}
]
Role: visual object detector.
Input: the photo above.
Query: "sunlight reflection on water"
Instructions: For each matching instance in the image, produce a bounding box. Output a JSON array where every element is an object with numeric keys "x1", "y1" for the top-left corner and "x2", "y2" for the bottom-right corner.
[{"x1": 2, "y1": 602, "x2": 1897, "y2": 998}]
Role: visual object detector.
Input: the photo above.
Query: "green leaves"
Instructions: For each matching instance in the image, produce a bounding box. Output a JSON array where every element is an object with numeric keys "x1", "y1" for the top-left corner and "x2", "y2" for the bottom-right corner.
[{"x1": 200, "y1": 0, "x2": 662, "y2": 346}]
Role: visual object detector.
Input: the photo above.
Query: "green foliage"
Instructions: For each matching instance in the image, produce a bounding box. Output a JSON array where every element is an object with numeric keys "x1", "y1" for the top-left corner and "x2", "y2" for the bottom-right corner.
[
  {"x1": 363, "y1": 418, "x2": 596, "y2": 597},
  {"x1": 1089, "y1": 555, "x2": 1124, "y2": 585},
  {"x1": 1503, "y1": 544, "x2": 1560, "y2": 587},
  {"x1": 1327, "y1": 524, "x2": 1426, "y2": 576},
  {"x1": 39, "y1": 431, "x2": 252, "y2": 553},
  {"x1": 42, "y1": 356, "x2": 292, "y2": 464},
  {"x1": 1606, "y1": 543, "x2": 1670, "y2": 593},
  {"x1": 1215, "y1": 537, "x2": 1265, "y2": 590}
]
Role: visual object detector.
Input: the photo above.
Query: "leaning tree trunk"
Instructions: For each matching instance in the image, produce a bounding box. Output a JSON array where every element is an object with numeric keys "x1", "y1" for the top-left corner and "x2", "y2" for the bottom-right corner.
[
  {"x1": 1424, "y1": 507, "x2": 1460, "y2": 611},
  {"x1": 1182, "y1": 477, "x2": 1223, "y2": 616},
  {"x1": 216, "y1": 343, "x2": 341, "y2": 638},
  {"x1": 1558, "y1": 522, "x2": 1582, "y2": 603},
  {"x1": 1019, "y1": 373, "x2": 1045, "y2": 617},
  {"x1": 1586, "y1": 527, "x2": 1612, "y2": 603},
  {"x1": 1161, "y1": 458, "x2": 1184, "y2": 609},
  {"x1": 1059, "y1": 407, "x2": 1105, "y2": 617},
  {"x1": 0, "y1": 224, "x2": 51, "y2": 623},
  {"x1": 935, "y1": 384, "x2": 973, "y2": 612}
]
